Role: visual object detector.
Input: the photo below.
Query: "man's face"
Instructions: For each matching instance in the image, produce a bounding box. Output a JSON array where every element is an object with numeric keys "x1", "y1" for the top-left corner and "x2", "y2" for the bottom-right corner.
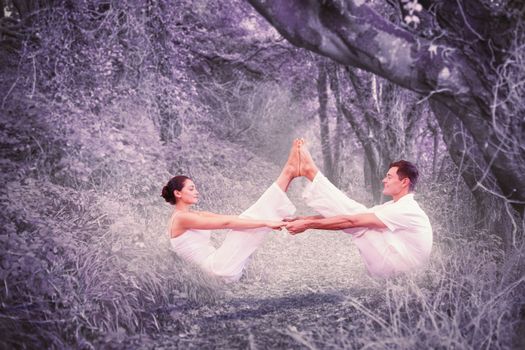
[{"x1": 382, "y1": 167, "x2": 408, "y2": 197}]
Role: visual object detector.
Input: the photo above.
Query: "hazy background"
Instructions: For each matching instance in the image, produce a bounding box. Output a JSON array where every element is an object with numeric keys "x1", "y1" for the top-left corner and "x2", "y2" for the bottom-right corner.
[{"x1": 0, "y1": 0, "x2": 523, "y2": 348}]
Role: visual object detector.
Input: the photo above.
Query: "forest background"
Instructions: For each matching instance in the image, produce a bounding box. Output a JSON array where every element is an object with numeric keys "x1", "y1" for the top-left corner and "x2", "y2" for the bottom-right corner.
[{"x1": 0, "y1": 0, "x2": 524, "y2": 348}]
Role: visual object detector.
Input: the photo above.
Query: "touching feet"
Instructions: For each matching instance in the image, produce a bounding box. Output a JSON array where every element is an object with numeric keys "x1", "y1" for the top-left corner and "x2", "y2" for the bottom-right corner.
[{"x1": 276, "y1": 138, "x2": 319, "y2": 191}]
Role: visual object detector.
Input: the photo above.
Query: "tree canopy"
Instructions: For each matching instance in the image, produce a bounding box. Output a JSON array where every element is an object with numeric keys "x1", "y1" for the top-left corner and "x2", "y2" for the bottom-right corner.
[{"x1": 247, "y1": 0, "x2": 525, "y2": 217}]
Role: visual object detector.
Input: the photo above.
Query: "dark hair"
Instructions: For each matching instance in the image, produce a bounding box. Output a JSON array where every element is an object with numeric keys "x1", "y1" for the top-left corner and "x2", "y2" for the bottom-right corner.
[
  {"x1": 389, "y1": 160, "x2": 419, "y2": 191},
  {"x1": 161, "y1": 175, "x2": 191, "y2": 205}
]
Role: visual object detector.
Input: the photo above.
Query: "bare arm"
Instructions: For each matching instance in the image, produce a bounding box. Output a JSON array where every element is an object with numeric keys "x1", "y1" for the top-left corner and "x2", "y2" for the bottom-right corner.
[
  {"x1": 286, "y1": 213, "x2": 386, "y2": 234},
  {"x1": 196, "y1": 211, "x2": 237, "y2": 219},
  {"x1": 283, "y1": 214, "x2": 324, "y2": 222},
  {"x1": 177, "y1": 212, "x2": 284, "y2": 231}
]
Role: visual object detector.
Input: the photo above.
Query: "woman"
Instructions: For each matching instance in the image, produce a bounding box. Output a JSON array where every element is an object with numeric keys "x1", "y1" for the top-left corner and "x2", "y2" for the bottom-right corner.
[{"x1": 162, "y1": 139, "x2": 302, "y2": 282}]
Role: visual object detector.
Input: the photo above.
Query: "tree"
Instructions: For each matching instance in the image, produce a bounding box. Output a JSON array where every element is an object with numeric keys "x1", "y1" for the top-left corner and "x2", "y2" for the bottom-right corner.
[
  {"x1": 316, "y1": 58, "x2": 336, "y2": 184},
  {"x1": 247, "y1": 0, "x2": 525, "y2": 220},
  {"x1": 336, "y1": 67, "x2": 423, "y2": 203}
]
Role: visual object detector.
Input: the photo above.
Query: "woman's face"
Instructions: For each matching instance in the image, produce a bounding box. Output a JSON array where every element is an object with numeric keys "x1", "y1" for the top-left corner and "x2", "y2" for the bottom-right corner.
[{"x1": 175, "y1": 179, "x2": 199, "y2": 205}]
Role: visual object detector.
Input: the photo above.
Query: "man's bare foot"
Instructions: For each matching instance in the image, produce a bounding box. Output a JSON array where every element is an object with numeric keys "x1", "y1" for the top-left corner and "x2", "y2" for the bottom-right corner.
[{"x1": 298, "y1": 139, "x2": 318, "y2": 181}]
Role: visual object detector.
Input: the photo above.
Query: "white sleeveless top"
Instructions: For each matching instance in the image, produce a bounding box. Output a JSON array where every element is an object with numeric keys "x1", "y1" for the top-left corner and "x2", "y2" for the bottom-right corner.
[{"x1": 169, "y1": 228, "x2": 216, "y2": 267}]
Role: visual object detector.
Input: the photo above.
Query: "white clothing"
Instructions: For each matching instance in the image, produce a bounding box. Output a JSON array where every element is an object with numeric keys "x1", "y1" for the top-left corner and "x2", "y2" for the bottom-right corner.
[
  {"x1": 170, "y1": 182, "x2": 296, "y2": 282},
  {"x1": 303, "y1": 172, "x2": 433, "y2": 277}
]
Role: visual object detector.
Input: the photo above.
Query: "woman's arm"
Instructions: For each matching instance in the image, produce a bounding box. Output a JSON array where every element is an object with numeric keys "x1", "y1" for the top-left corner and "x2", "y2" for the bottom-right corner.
[
  {"x1": 177, "y1": 212, "x2": 284, "y2": 231},
  {"x1": 195, "y1": 211, "x2": 237, "y2": 219}
]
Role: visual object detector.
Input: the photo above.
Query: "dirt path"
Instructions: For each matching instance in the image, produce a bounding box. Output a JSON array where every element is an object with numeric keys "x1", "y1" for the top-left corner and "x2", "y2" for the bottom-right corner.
[{"x1": 113, "y1": 231, "x2": 379, "y2": 348}]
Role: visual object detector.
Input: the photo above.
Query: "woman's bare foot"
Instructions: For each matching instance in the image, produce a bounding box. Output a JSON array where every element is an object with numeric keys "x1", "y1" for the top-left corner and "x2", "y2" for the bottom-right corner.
[
  {"x1": 285, "y1": 138, "x2": 301, "y2": 178},
  {"x1": 275, "y1": 139, "x2": 301, "y2": 192},
  {"x1": 297, "y1": 138, "x2": 304, "y2": 176},
  {"x1": 298, "y1": 139, "x2": 318, "y2": 181}
]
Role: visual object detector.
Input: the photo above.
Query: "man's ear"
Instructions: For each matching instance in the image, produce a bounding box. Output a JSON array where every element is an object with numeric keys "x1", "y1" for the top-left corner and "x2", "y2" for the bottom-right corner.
[{"x1": 402, "y1": 177, "x2": 410, "y2": 188}]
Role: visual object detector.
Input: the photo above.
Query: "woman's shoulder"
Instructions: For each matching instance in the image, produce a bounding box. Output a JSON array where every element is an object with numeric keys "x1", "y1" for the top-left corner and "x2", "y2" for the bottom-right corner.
[
  {"x1": 170, "y1": 212, "x2": 216, "y2": 238},
  {"x1": 171, "y1": 211, "x2": 218, "y2": 228},
  {"x1": 172, "y1": 210, "x2": 212, "y2": 220},
  {"x1": 169, "y1": 211, "x2": 201, "y2": 238}
]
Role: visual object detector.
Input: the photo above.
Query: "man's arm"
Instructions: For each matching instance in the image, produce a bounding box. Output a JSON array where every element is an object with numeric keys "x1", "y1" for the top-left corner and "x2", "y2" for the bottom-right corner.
[
  {"x1": 286, "y1": 213, "x2": 387, "y2": 234},
  {"x1": 283, "y1": 214, "x2": 324, "y2": 222}
]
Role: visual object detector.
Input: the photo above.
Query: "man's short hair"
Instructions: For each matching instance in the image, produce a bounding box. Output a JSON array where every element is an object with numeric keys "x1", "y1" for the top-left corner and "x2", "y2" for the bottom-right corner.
[{"x1": 389, "y1": 160, "x2": 419, "y2": 191}]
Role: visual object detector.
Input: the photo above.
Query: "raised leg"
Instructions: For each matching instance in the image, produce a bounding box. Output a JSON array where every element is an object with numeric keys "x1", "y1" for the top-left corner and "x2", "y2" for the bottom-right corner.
[
  {"x1": 299, "y1": 139, "x2": 368, "y2": 228},
  {"x1": 204, "y1": 177, "x2": 297, "y2": 283}
]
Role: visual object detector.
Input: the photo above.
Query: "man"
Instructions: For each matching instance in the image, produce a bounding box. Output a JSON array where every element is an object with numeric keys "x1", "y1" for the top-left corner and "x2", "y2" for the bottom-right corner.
[{"x1": 286, "y1": 140, "x2": 433, "y2": 277}]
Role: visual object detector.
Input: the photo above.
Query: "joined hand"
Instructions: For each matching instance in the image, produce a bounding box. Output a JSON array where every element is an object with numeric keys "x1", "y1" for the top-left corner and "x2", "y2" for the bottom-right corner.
[
  {"x1": 267, "y1": 221, "x2": 286, "y2": 230},
  {"x1": 285, "y1": 220, "x2": 309, "y2": 235}
]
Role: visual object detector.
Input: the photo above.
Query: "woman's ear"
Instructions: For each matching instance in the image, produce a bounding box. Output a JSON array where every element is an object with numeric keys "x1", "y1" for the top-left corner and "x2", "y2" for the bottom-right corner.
[{"x1": 174, "y1": 190, "x2": 182, "y2": 198}]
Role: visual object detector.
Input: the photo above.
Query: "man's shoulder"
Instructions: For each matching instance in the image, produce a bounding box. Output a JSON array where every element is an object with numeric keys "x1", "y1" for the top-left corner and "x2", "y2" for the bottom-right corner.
[
  {"x1": 402, "y1": 194, "x2": 432, "y2": 226},
  {"x1": 398, "y1": 193, "x2": 424, "y2": 208},
  {"x1": 378, "y1": 193, "x2": 429, "y2": 217}
]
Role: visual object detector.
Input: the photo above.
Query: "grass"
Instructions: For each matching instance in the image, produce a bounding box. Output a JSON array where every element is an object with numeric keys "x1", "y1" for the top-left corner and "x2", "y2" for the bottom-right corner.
[
  {"x1": 0, "y1": 49, "x2": 523, "y2": 350},
  {"x1": 1, "y1": 108, "x2": 523, "y2": 348}
]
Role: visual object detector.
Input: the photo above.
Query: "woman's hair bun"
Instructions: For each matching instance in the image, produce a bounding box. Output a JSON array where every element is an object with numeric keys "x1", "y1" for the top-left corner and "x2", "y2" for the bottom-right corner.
[{"x1": 161, "y1": 185, "x2": 176, "y2": 204}]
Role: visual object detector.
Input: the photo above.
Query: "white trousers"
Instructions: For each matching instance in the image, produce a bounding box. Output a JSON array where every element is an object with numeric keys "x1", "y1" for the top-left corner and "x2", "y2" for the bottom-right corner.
[
  {"x1": 303, "y1": 172, "x2": 412, "y2": 277},
  {"x1": 202, "y1": 182, "x2": 296, "y2": 282}
]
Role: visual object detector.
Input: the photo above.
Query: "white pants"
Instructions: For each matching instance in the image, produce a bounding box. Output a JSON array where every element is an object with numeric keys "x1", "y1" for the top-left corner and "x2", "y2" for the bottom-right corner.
[
  {"x1": 303, "y1": 172, "x2": 412, "y2": 277},
  {"x1": 303, "y1": 172, "x2": 370, "y2": 239},
  {"x1": 202, "y1": 182, "x2": 296, "y2": 282}
]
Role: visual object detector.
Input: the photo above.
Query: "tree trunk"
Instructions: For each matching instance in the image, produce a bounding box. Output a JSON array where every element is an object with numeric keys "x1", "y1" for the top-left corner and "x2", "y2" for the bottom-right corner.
[
  {"x1": 11, "y1": 0, "x2": 47, "y2": 19},
  {"x1": 430, "y1": 100, "x2": 520, "y2": 248},
  {"x1": 145, "y1": 0, "x2": 181, "y2": 143},
  {"x1": 431, "y1": 123, "x2": 439, "y2": 182},
  {"x1": 327, "y1": 62, "x2": 344, "y2": 185},
  {"x1": 363, "y1": 155, "x2": 371, "y2": 192},
  {"x1": 316, "y1": 59, "x2": 335, "y2": 184},
  {"x1": 345, "y1": 69, "x2": 384, "y2": 202},
  {"x1": 339, "y1": 102, "x2": 384, "y2": 203}
]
